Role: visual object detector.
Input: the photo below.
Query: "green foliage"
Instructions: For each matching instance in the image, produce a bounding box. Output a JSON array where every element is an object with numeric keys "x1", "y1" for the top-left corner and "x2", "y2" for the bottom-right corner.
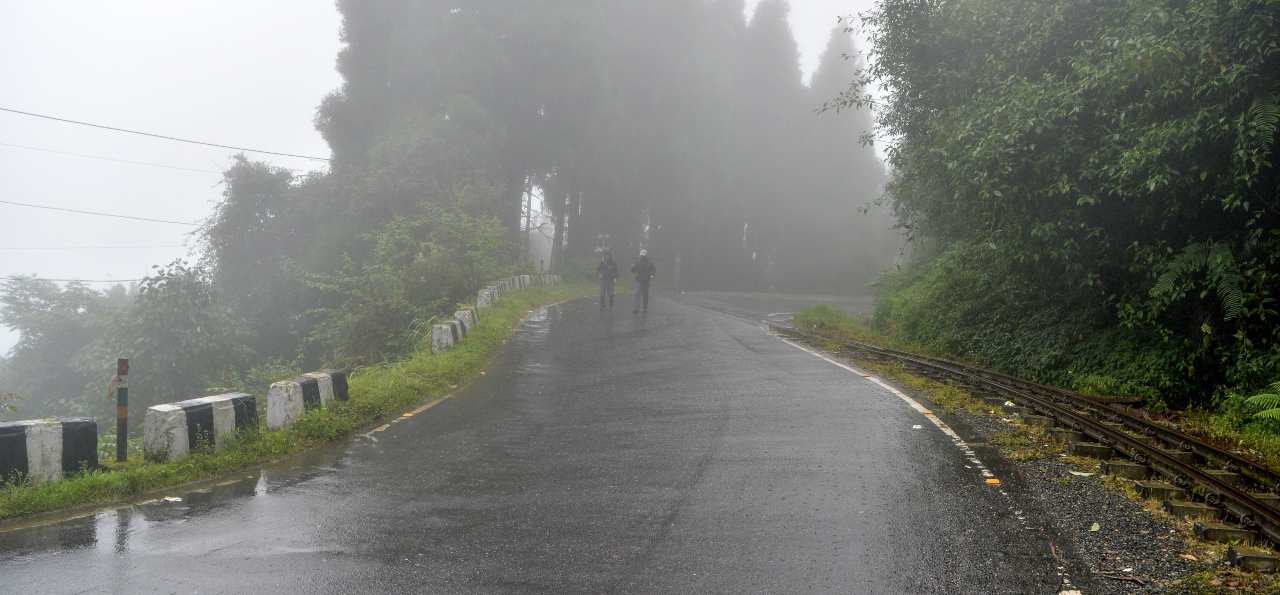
[
  {"x1": 858, "y1": 0, "x2": 1280, "y2": 406},
  {"x1": 1245, "y1": 382, "x2": 1280, "y2": 421},
  {"x1": 305, "y1": 206, "x2": 509, "y2": 365},
  {"x1": 115, "y1": 261, "x2": 252, "y2": 411},
  {"x1": 201, "y1": 157, "x2": 313, "y2": 362},
  {"x1": 0, "y1": 279, "x2": 128, "y2": 419},
  {"x1": 1, "y1": 263, "x2": 249, "y2": 419},
  {"x1": 1148, "y1": 242, "x2": 1244, "y2": 322},
  {"x1": 793, "y1": 304, "x2": 857, "y2": 331}
]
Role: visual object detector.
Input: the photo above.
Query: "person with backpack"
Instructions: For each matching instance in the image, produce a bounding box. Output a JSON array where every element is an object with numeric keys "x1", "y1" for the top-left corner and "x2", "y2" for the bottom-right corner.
[
  {"x1": 596, "y1": 251, "x2": 619, "y2": 309},
  {"x1": 630, "y1": 249, "x2": 656, "y2": 314}
]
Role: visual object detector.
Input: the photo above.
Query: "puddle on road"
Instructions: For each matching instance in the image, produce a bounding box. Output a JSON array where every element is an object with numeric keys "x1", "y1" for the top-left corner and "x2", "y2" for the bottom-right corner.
[{"x1": 0, "y1": 436, "x2": 361, "y2": 558}]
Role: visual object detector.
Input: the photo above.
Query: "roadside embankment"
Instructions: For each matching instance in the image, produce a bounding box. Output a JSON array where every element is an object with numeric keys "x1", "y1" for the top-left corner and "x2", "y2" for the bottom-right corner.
[{"x1": 0, "y1": 278, "x2": 589, "y2": 523}]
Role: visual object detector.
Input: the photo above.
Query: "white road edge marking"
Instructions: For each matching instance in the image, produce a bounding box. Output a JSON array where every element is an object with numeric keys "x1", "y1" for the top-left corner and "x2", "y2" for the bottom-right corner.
[
  {"x1": 777, "y1": 336, "x2": 1080, "y2": 594},
  {"x1": 778, "y1": 337, "x2": 995, "y2": 478}
]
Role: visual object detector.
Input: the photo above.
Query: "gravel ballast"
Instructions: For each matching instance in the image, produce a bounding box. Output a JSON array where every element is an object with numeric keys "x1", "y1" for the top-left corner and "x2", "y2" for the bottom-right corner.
[{"x1": 863, "y1": 359, "x2": 1206, "y2": 594}]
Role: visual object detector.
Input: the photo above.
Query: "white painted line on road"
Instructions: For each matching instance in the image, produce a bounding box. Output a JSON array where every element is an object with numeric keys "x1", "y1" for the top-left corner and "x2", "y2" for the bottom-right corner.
[
  {"x1": 361, "y1": 398, "x2": 451, "y2": 441},
  {"x1": 411, "y1": 398, "x2": 448, "y2": 416},
  {"x1": 778, "y1": 337, "x2": 996, "y2": 477},
  {"x1": 778, "y1": 336, "x2": 1079, "y2": 594}
]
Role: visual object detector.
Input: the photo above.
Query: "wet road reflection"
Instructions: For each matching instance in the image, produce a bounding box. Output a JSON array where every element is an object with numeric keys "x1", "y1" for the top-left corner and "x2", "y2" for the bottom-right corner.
[{"x1": 0, "y1": 296, "x2": 1070, "y2": 593}]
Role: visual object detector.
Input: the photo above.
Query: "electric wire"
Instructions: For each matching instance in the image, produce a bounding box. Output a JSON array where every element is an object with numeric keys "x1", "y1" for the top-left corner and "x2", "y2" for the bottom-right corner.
[
  {"x1": 1, "y1": 275, "x2": 142, "y2": 284},
  {"x1": 0, "y1": 244, "x2": 185, "y2": 251},
  {"x1": 0, "y1": 142, "x2": 223, "y2": 174},
  {"x1": 0, "y1": 141, "x2": 309, "y2": 174},
  {"x1": 0, "y1": 199, "x2": 200, "y2": 226},
  {"x1": 0, "y1": 106, "x2": 331, "y2": 162}
]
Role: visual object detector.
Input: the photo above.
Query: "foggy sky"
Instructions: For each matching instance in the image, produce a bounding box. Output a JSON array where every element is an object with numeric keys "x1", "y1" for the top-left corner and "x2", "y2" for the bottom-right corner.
[{"x1": 0, "y1": 0, "x2": 875, "y2": 352}]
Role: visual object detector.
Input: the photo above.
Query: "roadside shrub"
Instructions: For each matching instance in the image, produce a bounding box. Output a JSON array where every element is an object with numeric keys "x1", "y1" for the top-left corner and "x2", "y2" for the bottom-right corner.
[{"x1": 306, "y1": 206, "x2": 510, "y2": 365}]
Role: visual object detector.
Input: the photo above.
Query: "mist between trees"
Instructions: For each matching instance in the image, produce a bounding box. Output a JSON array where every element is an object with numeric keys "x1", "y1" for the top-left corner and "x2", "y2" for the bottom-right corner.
[{"x1": 0, "y1": 1, "x2": 894, "y2": 423}]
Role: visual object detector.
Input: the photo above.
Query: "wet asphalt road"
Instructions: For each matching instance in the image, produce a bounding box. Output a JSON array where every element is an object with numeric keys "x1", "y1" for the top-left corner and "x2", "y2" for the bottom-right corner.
[{"x1": 0, "y1": 292, "x2": 1072, "y2": 593}]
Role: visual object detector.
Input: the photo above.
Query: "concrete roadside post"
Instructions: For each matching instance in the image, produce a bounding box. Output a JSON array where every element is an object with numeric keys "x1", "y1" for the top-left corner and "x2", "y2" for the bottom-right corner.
[
  {"x1": 0, "y1": 419, "x2": 98, "y2": 483},
  {"x1": 263, "y1": 371, "x2": 347, "y2": 432},
  {"x1": 143, "y1": 393, "x2": 258, "y2": 461},
  {"x1": 115, "y1": 358, "x2": 129, "y2": 462}
]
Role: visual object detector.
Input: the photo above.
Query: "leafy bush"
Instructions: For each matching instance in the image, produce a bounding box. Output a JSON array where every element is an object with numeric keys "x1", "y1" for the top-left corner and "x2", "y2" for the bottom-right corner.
[
  {"x1": 853, "y1": 0, "x2": 1280, "y2": 408},
  {"x1": 794, "y1": 304, "x2": 857, "y2": 331},
  {"x1": 306, "y1": 206, "x2": 510, "y2": 366},
  {"x1": 1246, "y1": 382, "x2": 1280, "y2": 422}
]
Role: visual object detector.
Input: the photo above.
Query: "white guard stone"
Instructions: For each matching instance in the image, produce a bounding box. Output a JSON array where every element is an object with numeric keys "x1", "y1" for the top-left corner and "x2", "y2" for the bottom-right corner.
[
  {"x1": 267, "y1": 380, "x2": 305, "y2": 430},
  {"x1": 24, "y1": 420, "x2": 63, "y2": 484},
  {"x1": 453, "y1": 311, "x2": 470, "y2": 337},
  {"x1": 431, "y1": 324, "x2": 454, "y2": 353},
  {"x1": 208, "y1": 396, "x2": 237, "y2": 449},
  {"x1": 144, "y1": 403, "x2": 188, "y2": 462},
  {"x1": 455, "y1": 309, "x2": 475, "y2": 334}
]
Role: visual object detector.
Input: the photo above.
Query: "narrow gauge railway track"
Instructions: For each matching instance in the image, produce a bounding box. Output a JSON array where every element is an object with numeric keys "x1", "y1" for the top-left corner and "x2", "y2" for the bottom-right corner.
[{"x1": 773, "y1": 323, "x2": 1280, "y2": 553}]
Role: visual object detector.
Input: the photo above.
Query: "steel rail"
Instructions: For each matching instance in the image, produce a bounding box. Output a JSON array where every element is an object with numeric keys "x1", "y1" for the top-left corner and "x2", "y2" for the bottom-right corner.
[
  {"x1": 774, "y1": 323, "x2": 1280, "y2": 545},
  {"x1": 778, "y1": 324, "x2": 1280, "y2": 495},
  {"x1": 954, "y1": 362, "x2": 1280, "y2": 494}
]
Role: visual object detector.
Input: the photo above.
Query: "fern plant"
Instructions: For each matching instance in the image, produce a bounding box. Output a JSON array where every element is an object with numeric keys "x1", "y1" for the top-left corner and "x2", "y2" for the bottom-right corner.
[
  {"x1": 1150, "y1": 241, "x2": 1244, "y2": 321},
  {"x1": 1246, "y1": 382, "x2": 1280, "y2": 421},
  {"x1": 1233, "y1": 97, "x2": 1280, "y2": 186},
  {"x1": 1246, "y1": 98, "x2": 1279, "y2": 160}
]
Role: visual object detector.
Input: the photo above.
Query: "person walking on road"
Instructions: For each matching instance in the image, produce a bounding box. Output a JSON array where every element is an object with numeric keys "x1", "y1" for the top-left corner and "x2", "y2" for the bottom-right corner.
[
  {"x1": 596, "y1": 251, "x2": 618, "y2": 309},
  {"x1": 631, "y1": 249, "x2": 656, "y2": 314}
]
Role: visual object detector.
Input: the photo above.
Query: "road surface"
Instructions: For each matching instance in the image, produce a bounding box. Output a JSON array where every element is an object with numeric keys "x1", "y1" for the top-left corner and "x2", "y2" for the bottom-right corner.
[{"x1": 0, "y1": 292, "x2": 1080, "y2": 593}]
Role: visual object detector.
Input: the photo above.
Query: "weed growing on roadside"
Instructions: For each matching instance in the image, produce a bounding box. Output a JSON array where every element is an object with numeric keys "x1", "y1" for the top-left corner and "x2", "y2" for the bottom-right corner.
[
  {"x1": 989, "y1": 425, "x2": 1061, "y2": 462},
  {"x1": 853, "y1": 359, "x2": 986, "y2": 416}
]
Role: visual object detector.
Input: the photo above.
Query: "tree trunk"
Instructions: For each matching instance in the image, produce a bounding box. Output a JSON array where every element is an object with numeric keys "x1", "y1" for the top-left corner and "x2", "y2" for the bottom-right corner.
[
  {"x1": 550, "y1": 184, "x2": 568, "y2": 273},
  {"x1": 501, "y1": 167, "x2": 525, "y2": 260}
]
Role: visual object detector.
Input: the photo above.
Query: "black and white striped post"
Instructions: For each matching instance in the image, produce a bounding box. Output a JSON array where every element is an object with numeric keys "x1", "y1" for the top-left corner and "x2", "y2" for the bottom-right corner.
[
  {"x1": 142, "y1": 393, "x2": 258, "y2": 462},
  {"x1": 265, "y1": 370, "x2": 349, "y2": 430},
  {"x1": 0, "y1": 418, "x2": 98, "y2": 484}
]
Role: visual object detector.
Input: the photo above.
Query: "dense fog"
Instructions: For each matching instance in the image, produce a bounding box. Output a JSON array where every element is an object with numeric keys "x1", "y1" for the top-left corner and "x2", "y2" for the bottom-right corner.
[{"x1": 0, "y1": 1, "x2": 894, "y2": 421}]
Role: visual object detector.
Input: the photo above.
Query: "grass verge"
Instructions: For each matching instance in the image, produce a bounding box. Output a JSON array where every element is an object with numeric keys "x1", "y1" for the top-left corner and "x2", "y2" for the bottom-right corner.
[
  {"x1": 794, "y1": 304, "x2": 1280, "y2": 475},
  {"x1": 0, "y1": 283, "x2": 591, "y2": 522}
]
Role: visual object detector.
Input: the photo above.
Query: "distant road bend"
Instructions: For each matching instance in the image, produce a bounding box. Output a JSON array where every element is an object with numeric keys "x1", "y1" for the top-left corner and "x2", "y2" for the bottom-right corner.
[{"x1": 0, "y1": 291, "x2": 1079, "y2": 593}]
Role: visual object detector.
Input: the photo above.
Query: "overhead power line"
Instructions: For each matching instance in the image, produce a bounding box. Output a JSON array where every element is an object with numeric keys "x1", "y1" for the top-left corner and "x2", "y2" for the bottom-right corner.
[
  {"x1": 0, "y1": 106, "x2": 332, "y2": 162},
  {"x1": 1, "y1": 275, "x2": 141, "y2": 284},
  {"x1": 0, "y1": 141, "x2": 222, "y2": 174},
  {"x1": 0, "y1": 244, "x2": 185, "y2": 251},
  {"x1": 0, "y1": 199, "x2": 200, "y2": 226}
]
